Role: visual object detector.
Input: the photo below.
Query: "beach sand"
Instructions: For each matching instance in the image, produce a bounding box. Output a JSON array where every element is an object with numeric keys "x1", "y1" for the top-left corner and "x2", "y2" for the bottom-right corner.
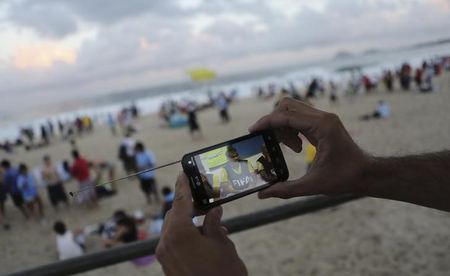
[{"x1": 1, "y1": 73, "x2": 450, "y2": 275}]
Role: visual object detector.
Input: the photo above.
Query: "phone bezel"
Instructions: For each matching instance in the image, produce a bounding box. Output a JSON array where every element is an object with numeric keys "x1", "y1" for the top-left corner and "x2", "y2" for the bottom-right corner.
[{"x1": 181, "y1": 130, "x2": 289, "y2": 209}]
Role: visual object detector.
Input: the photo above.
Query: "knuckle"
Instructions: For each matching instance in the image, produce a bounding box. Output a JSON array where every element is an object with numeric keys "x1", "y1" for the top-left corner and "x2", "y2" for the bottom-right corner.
[
  {"x1": 174, "y1": 192, "x2": 185, "y2": 202},
  {"x1": 155, "y1": 243, "x2": 166, "y2": 261},
  {"x1": 279, "y1": 97, "x2": 294, "y2": 109},
  {"x1": 319, "y1": 112, "x2": 340, "y2": 130}
]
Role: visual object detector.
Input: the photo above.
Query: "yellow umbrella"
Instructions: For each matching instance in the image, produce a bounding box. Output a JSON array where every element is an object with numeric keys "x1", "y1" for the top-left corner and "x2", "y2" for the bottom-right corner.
[{"x1": 187, "y1": 68, "x2": 216, "y2": 82}]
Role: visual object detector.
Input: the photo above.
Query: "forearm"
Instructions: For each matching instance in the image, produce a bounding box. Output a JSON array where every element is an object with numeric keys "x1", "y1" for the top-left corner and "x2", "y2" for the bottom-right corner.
[{"x1": 359, "y1": 151, "x2": 450, "y2": 211}]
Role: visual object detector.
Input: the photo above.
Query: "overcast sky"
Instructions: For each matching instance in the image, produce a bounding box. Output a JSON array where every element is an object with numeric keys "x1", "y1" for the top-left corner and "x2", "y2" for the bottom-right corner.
[{"x1": 0, "y1": 0, "x2": 449, "y2": 113}]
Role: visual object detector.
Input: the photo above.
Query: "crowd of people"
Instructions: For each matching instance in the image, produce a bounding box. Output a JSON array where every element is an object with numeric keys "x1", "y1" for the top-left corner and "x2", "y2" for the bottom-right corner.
[
  {"x1": 157, "y1": 91, "x2": 234, "y2": 139},
  {"x1": 0, "y1": 54, "x2": 449, "y2": 273},
  {"x1": 0, "y1": 103, "x2": 141, "y2": 155},
  {"x1": 52, "y1": 187, "x2": 175, "y2": 263},
  {"x1": 254, "y1": 56, "x2": 450, "y2": 105}
]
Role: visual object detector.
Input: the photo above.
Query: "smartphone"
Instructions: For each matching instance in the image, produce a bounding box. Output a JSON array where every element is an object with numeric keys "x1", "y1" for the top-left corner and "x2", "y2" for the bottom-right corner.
[{"x1": 182, "y1": 130, "x2": 289, "y2": 209}]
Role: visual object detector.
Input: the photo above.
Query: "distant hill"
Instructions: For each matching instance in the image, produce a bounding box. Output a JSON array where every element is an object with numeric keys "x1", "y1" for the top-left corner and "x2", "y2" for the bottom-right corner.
[
  {"x1": 333, "y1": 51, "x2": 354, "y2": 60},
  {"x1": 362, "y1": 48, "x2": 381, "y2": 56},
  {"x1": 408, "y1": 38, "x2": 450, "y2": 49}
]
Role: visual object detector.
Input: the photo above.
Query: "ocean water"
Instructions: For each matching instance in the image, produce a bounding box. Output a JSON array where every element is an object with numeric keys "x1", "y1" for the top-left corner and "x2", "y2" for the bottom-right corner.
[{"x1": 1, "y1": 42, "x2": 449, "y2": 141}]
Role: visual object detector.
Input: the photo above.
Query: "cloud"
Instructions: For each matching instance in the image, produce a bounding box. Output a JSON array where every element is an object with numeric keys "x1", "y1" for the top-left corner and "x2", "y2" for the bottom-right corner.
[
  {"x1": 5, "y1": 0, "x2": 181, "y2": 38},
  {"x1": 6, "y1": 1, "x2": 78, "y2": 38},
  {"x1": 14, "y1": 42, "x2": 77, "y2": 69},
  {"x1": 1, "y1": 0, "x2": 450, "y2": 114}
]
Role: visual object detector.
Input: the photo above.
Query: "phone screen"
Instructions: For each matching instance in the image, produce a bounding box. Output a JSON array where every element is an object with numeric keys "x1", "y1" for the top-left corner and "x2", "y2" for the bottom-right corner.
[{"x1": 188, "y1": 134, "x2": 279, "y2": 205}]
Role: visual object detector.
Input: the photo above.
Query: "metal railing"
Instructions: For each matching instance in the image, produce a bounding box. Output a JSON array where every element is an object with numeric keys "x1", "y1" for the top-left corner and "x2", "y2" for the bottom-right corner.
[{"x1": 6, "y1": 195, "x2": 362, "y2": 276}]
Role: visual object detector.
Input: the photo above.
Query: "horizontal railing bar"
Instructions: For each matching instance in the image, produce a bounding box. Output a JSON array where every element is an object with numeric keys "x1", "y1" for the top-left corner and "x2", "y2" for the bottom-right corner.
[{"x1": 6, "y1": 195, "x2": 362, "y2": 276}]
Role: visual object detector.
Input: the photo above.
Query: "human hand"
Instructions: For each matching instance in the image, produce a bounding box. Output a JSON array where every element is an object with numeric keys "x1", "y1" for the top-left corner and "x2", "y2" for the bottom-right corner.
[
  {"x1": 156, "y1": 173, "x2": 247, "y2": 276},
  {"x1": 249, "y1": 97, "x2": 373, "y2": 198}
]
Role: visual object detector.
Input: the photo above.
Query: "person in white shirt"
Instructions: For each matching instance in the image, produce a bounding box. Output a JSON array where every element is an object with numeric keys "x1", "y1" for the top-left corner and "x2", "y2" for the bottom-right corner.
[
  {"x1": 53, "y1": 221, "x2": 83, "y2": 260},
  {"x1": 360, "y1": 100, "x2": 390, "y2": 120}
]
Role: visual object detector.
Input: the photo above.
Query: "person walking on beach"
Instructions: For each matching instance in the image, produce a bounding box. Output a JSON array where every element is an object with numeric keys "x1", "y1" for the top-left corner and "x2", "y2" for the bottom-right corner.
[
  {"x1": 1, "y1": 160, "x2": 29, "y2": 219},
  {"x1": 134, "y1": 142, "x2": 159, "y2": 204},
  {"x1": 17, "y1": 163, "x2": 44, "y2": 220},
  {"x1": 156, "y1": 97, "x2": 450, "y2": 276},
  {"x1": 41, "y1": 155, "x2": 69, "y2": 211},
  {"x1": 70, "y1": 150, "x2": 97, "y2": 207}
]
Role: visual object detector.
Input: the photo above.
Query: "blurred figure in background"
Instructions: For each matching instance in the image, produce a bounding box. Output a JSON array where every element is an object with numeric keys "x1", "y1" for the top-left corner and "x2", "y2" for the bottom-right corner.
[
  {"x1": 383, "y1": 70, "x2": 394, "y2": 92},
  {"x1": 53, "y1": 221, "x2": 84, "y2": 260},
  {"x1": 135, "y1": 142, "x2": 159, "y2": 204},
  {"x1": 187, "y1": 101, "x2": 202, "y2": 139},
  {"x1": 118, "y1": 133, "x2": 136, "y2": 175},
  {"x1": 1, "y1": 160, "x2": 29, "y2": 219},
  {"x1": 70, "y1": 150, "x2": 97, "y2": 208},
  {"x1": 41, "y1": 155, "x2": 69, "y2": 211},
  {"x1": 161, "y1": 186, "x2": 174, "y2": 218},
  {"x1": 107, "y1": 113, "x2": 117, "y2": 136},
  {"x1": 216, "y1": 92, "x2": 230, "y2": 123},
  {"x1": 0, "y1": 168, "x2": 10, "y2": 230},
  {"x1": 17, "y1": 163, "x2": 44, "y2": 220},
  {"x1": 360, "y1": 100, "x2": 390, "y2": 121}
]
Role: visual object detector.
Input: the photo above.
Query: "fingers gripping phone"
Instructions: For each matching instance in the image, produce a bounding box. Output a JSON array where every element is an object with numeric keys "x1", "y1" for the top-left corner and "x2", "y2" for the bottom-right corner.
[{"x1": 182, "y1": 130, "x2": 289, "y2": 209}]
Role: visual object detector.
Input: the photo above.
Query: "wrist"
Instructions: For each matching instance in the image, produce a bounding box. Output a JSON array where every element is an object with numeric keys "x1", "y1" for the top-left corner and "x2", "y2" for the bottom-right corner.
[{"x1": 353, "y1": 154, "x2": 378, "y2": 195}]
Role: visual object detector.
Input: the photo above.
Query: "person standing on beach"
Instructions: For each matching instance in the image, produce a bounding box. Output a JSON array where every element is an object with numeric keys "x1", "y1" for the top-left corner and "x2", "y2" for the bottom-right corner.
[
  {"x1": 41, "y1": 155, "x2": 69, "y2": 211},
  {"x1": 1, "y1": 160, "x2": 29, "y2": 219},
  {"x1": 187, "y1": 101, "x2": 202, "y2": 139},
  {"x1": 0, "y1": 169, "x2": 10, "y2": 230},
  {"x1": 119, "y1": 133, "x2": 136, "y2": 175},
  {"x1": 17, "y1": 163, "x2": 44, "y2": 220},
  {"x1": 216, "y1": 92, "x2": 230, "y2": 123},
  {"x1": 107, "y1": 113, "x2": 117, "y2": 136},
  {"x1": 70, "y1": 150, "x2": 97, "y2": 207},
  {"x1": 383, "y1": 70, "x2": 394, "y2": 92},
  {"x1": 134, "y1": 142, "x2": 159, "y2": 204},
  {"x1": 156, "y1": 98, "x2": 450, "y2": 276}
]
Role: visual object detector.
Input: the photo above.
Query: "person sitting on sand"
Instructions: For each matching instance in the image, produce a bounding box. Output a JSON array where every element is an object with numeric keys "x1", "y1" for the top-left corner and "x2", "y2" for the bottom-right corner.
[
  {"x1": 161, "y1": 186, "x2": 174, "y2": 218},
  {"x1": 156, "y1": 98, "x2": 450, "y2": 276},
  {"x1": 53, "y1": 221, "x2": 84, "y2": 260},
  {"x1": 104, "y1": 214, "x2": 138, "y2": 247},
  {"x1": 360, "y1": 100, "x2": 390, "y2": 121}
]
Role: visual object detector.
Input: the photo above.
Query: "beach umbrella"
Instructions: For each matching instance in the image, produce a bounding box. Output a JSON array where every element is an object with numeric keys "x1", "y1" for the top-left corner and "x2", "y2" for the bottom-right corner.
[{"x1": 187, "y1": 68, "x2": 216, "y2": 82}]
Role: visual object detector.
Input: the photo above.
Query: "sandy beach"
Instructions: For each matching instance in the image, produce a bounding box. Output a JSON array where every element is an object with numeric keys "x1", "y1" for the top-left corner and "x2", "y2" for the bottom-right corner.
[{"x1": 1, "y1": 73, "x2": 450, "y2": 276}]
